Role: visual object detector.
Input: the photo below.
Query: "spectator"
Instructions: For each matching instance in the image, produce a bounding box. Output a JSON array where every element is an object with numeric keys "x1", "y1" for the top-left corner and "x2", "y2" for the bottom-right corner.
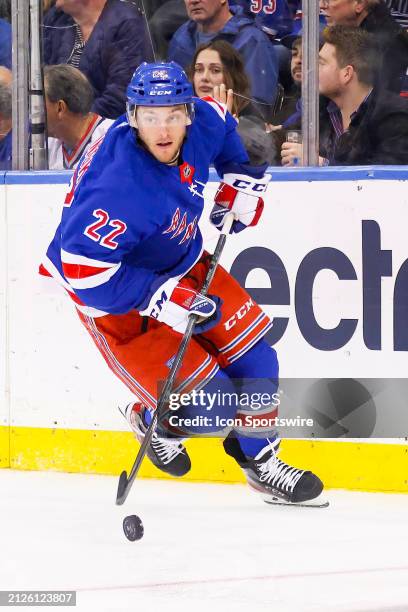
[
  {"x1": 0, "y1": 65, "x2": 11, "y2": 86},
  {"x1": 149, "y1": 0, "x2": 188, "y2": 59},
  {"x1": 269, "y1": 32, "x2": 302, "y2": 130},
  {"x1": 43, "y1": 0, "x2": 56, "y2": 13},
  {"x1": 191, "y1": 39, "x2": 251, "y2": 115},
  {"x1": 148, "y1": 0, "x2": 266, "y2": 60},
  {"x1": 319, "y1": 0, "x2": 408, "y2": 95},
  {"x1": 43, "y1": 0, "x2": 154, "y2": 119},
  {"x1": 190, "y1": 39, "x2": 279, "y2": 163},
  {"x1": 282, "y1": 25, "x2": 408, "y2": 166},
  {"x1": 255, "y1": 0, "x2": 296, "y2": 80},
  {"x1": 264, "y1": 33, "x2": 302, "y2": 164},
  {"x1": 168, "y1": 0, "x2": 279, "y2": 117},
  {"x1": 0, "y1": 0, "x2": 10, "y2": 22},
  {"x1": 255, "y1": 0, "x2": 295, "y2": 39},
  {"x1": 0, "y1": 68, "x2": 12, "y2": 170},
  {"x1": 268, "y1": 18, "x2": 326, "y2": 130},
  {"x1": 44, "y1": 64, "x2": 114, "y2": 169},
  {"x1": 0, "y1": 17, "x2": 11, "y2": 70}
]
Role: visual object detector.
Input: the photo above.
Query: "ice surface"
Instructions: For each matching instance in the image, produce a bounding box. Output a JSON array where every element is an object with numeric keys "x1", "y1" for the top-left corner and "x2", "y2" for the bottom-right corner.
[{"x1": 1, "y1": 470, "x2": 408, "y2": 612}]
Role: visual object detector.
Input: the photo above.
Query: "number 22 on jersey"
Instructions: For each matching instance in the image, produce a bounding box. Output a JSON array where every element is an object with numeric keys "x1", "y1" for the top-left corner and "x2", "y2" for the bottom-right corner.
[{"x1": 84, "y1": 209, "x2": 127, "y2": 250}]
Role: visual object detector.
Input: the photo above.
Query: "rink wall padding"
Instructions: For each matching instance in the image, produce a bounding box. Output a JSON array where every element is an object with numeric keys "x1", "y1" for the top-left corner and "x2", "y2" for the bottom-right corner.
[
  {"x1": 0, "y1": 428, "x2": 9, "y2": 468},
  {"x1": 6, "y1": 428, "x2": 408, "y2": 493},
  {"x1": 0, "y1": 176, "x2": 8, "y2": 468},
  {"x1": 1, "y1": 168, "x2": 408, "y2": 493}
]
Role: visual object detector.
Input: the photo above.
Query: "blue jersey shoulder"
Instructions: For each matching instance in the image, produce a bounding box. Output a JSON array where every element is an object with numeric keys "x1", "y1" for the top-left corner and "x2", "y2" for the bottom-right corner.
[
  {"x1": 66, "y1": 118, "x2": 156, "y2": 233},
  {"x1": 187, "y1": 97, "x2": 248, "y2": 172}
]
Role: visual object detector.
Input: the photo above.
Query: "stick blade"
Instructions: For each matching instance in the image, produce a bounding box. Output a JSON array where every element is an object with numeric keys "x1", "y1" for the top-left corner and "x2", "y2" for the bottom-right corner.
[{"x1": 116, "y1": 470, "x2": 129, "y2": 505}]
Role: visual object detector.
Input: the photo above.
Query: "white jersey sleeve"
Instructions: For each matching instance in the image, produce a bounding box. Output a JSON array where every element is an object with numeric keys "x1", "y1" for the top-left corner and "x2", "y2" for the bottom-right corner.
[{"x1": 47, "y1": 116, "x2": 114, "y2": 170}]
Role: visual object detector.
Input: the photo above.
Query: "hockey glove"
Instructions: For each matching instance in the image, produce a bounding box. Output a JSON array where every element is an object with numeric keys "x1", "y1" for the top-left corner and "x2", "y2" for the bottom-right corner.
[
  {"x1": 140, "y1": 278, "x2": 222, "y2": 334},
  {"x1": 210, "y1": 170, "x2": 271, "y2": 234}
]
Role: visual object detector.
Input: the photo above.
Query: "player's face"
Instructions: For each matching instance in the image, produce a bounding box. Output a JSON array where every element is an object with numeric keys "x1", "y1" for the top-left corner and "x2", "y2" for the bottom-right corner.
[
  {"x1": 318, "y1": 43, "x2": 344, "y2": 98},
  {"x1": 291, "y1": 41, "x2": 302, "y2": 85},
  {"x1": 136, "y1": 106, "x2": 189, "y2": 164},
  {"x1": 185, "y1": 0, "x2": 225, "y2": 23},
  {"x1": 193, "y1": 49, "x2": 225, "y2": 98},
  {"x1": 319, "y1": 0, "x2": 362, "y2": 26}
]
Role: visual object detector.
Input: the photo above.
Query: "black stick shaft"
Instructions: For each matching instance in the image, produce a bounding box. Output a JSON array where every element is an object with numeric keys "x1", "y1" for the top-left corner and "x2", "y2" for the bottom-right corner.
[{"x1": 116, "y1": 213, "x2": 234, "y2": 505}]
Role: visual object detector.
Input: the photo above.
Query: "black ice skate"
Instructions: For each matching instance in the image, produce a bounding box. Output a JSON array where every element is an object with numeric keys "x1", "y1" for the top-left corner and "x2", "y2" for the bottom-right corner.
[
  {"x1": 223, "y1": 434, "x2": 328, "y2": 508},
  {"x1": 119, "y1": 403, "x2": 191, "y2": 477}
]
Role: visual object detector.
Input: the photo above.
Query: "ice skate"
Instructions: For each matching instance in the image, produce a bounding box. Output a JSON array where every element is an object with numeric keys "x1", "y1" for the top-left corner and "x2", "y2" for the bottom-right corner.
[
  {"x1": 224, "y1": 434, "x2": 328, "y2": 507},
  {"x1": 120, "y1": 403, "x2": 191, "y2": 477}
]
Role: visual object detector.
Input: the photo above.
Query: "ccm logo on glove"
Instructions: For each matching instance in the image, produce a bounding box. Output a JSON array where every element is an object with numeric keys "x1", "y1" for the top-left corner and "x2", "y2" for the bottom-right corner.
[
  {"x1": 140, "y1": 278, "x2": 222, "y2": 334},
  {"x1": 232, "y1": 179, "x2": 268, "y2": 193},
  {"x1": 211, "y1": 172, "x2": 271, "y2": 234}
]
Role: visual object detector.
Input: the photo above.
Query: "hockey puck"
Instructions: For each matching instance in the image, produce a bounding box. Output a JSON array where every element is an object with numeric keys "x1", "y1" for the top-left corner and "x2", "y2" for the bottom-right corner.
[{"x1": 123, "y1": 514, "x2": 144, "y2": 541}]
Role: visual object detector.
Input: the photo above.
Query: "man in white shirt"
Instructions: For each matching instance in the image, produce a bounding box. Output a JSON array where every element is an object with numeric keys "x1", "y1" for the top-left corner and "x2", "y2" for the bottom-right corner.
[{"x1": 45, "y1": 64, "x2": 114, "y2": 170}]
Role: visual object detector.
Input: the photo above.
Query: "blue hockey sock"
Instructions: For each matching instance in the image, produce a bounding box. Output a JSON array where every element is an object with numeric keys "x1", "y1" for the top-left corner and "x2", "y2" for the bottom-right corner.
[
  {"x1": 223, "y1": 339, "x2": 280, "y2": 458},
  {"x1": 236, "y1": 436, "x2": 271, "y2": 458},
  {"x1": 143, "y1": 406, "x2": 152, "y2": 426}
]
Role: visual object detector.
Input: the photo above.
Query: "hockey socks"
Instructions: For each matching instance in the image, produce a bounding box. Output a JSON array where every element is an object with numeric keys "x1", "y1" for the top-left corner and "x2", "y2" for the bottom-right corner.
[
  {"x1": 235, "y1": 434, "x2": 279, "y2": 458},
  {"x1": 143, "y1": 406, "x2": 152, "y2": 426}
]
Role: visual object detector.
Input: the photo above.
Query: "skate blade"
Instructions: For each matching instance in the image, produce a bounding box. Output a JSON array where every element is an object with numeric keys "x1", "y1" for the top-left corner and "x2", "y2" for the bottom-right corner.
[{"x1": 263, "y1": 494, "x2": 329, "y2": 508}]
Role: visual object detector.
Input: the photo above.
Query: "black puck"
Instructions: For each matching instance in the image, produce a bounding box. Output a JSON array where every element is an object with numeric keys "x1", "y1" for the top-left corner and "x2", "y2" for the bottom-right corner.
[{"x1": 123, "y1": 514, "x2": 144, "y2": 541}]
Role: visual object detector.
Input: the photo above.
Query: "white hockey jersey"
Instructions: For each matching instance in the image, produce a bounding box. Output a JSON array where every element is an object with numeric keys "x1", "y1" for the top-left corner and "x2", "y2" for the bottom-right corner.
[{"x1": 47, "y1": 114, "x2": 114, "y2": 170}]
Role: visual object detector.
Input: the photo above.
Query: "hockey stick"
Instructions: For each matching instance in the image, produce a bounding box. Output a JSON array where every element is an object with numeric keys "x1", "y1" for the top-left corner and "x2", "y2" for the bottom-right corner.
[{"x1": 116, "y1": 212, "x2": 235, "y2": 505}]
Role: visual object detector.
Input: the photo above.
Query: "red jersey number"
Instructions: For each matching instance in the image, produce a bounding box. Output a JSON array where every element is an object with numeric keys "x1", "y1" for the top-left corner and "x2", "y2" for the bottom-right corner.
[
  {"x1": 250, "y1": 0, "x2": 276, "y2": 13},
  {"x1": 84, "y1": 209, "x2": 127, "y2": 250}
]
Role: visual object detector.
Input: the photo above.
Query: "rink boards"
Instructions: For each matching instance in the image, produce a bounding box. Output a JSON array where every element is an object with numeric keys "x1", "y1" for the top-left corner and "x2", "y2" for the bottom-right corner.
[{"x1": 0, "y1": 167, "x2": 407, "y2": 492}]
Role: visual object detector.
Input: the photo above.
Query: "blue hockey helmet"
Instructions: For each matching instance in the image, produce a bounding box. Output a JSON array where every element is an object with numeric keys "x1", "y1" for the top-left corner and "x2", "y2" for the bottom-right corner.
[{"x1": 127, "y1": 62, "x2": 195, "y2": 128}]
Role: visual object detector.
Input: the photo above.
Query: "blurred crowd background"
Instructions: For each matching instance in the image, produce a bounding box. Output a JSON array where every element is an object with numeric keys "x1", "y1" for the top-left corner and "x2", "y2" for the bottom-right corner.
[{"x1": 0, "y1": 0, "x2": 407, "y2": 171}]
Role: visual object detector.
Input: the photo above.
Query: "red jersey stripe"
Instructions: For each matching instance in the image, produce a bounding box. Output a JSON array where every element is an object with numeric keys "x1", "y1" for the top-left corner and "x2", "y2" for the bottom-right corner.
[
  {"x1": 202, "y1": 96, "x2": 226, "y2": 115},
  {"x1": 39, "y1": 263, "x2": 52, "y2": 277},
  {"x1": 62, "y1": 261, "x2": 112, "y2": 279}
]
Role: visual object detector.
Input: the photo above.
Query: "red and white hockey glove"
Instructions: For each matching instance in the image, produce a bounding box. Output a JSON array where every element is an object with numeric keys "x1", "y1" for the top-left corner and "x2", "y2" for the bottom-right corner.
[
  {"x1": 210, "y1": 170, "x2": 271, "y2": 234},
  {"x1": 140, "y1": 278, "x2": 222, "y2": 334}
]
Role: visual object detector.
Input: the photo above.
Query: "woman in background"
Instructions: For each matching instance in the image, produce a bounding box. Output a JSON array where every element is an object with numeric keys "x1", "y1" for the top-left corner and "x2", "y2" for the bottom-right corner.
[{"x1": 190, "y1": 40, "x2": 278, "y2": 166}]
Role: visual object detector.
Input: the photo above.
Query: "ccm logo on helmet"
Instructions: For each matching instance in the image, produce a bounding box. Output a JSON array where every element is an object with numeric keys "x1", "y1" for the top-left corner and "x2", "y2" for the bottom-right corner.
[
  {"x1": 233, "y1": 179, "x2": 267, "y2": 193},
  {"x1": 224, "y1": 298, "x2": 254, "y2": 331},
  {"x1": 149, "y1": 90, "x2": 172, "y2": 96}
]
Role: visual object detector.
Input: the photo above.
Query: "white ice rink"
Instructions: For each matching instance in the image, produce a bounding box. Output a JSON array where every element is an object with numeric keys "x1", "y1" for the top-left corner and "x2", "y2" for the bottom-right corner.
[{"x1": 1, "y1": 470, "x2": 408, "y2": 612}]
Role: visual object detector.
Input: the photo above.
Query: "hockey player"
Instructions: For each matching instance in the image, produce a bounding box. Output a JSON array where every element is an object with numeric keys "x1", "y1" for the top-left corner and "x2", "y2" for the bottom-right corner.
[{"x1": 42, "y1": 61, "x2": 324, "y2": 506}]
